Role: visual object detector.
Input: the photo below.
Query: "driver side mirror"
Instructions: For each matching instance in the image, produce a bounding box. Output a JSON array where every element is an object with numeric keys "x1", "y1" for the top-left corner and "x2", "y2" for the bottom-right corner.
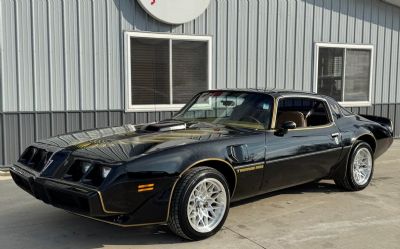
[
  {"x1": 282, "y1": 121, "x2": 297, "y2": 130},
  {"x1": 276, "y1": 121, "x2": 297, "y2": 136}
]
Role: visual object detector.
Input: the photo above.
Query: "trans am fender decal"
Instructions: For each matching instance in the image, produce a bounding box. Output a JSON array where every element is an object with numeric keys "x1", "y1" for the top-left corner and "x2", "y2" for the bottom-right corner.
[{"x1": 234, "y1": 163, "x2": 265, "y2": 173}]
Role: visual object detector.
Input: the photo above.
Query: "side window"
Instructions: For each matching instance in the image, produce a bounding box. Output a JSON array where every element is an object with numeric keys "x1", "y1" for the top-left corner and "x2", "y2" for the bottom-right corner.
[{"x1": 276, "y1": 97, "x2": 331, "y2": 129}]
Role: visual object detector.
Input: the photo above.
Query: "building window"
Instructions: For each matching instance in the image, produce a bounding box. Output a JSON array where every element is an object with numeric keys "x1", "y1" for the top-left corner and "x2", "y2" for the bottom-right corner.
[
  {"x1": 125, "y1": 32, "x2": 212, "y2": 112},
  {"x1": 314, "y1": 43, "x2": 373, "y2": 107}
]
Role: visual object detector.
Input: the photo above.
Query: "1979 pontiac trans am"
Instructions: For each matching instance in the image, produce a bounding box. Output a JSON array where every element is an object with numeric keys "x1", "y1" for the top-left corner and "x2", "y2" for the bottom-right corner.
[{"x1": 10, "y1": 90, "x2": 393, "y2": 240}]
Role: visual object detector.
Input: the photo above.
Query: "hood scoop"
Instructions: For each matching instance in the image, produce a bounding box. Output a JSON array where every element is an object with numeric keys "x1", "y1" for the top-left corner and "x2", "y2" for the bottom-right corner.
[{"x1": 144, "y1": 121, "x2": 187, "y2": 132}]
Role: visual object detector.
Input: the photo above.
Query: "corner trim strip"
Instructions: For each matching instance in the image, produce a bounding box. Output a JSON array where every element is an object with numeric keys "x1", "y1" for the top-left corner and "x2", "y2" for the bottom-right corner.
[{"x1": 266, "y1": 147, "x2": 343, "y2": 164}]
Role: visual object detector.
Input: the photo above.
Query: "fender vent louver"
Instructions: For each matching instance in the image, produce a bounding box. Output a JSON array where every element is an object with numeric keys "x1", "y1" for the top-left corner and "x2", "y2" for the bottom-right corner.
[{"x1": 228, "y1": 144, "x2": 250, "y2": 163}]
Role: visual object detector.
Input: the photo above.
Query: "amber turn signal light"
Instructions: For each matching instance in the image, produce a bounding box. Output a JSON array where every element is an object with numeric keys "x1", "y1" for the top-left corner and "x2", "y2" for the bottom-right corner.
[{"x1": 138, "y1": 183, "x2": 155, "y2": 192}]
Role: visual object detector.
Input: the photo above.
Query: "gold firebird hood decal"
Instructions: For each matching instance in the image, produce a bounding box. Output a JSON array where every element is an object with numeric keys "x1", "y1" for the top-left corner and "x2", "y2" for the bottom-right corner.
[{"x1": 71, "y1": 128, "x2": 227, "y2": 149}]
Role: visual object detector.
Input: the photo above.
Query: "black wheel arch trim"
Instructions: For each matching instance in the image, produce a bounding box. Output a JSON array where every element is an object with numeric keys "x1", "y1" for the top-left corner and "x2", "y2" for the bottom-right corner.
[
  {"x1": 353, "y1": 133, "x2": 377, "y2": 155},
  {"x1": 165, "y1": 158, "x2": 237, "y2": 223},
  {"x1": 331, "y1": 135, "x2": 375, "y2": 182}
]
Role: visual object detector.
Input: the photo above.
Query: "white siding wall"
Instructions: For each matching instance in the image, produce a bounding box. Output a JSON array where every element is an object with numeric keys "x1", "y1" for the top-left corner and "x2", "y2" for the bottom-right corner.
[
  {"x1": 1, "y1": 0, "x2": 400, "y2": 112},
  {"x1": 1, "y1": 0, "x2": 400, "y2": 165}
]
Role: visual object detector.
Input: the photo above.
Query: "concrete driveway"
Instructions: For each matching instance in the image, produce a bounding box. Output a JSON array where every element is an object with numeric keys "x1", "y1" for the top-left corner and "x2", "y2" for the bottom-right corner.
[{"x1": 1, "y1": 141, "x2": 400, "y2": 249}]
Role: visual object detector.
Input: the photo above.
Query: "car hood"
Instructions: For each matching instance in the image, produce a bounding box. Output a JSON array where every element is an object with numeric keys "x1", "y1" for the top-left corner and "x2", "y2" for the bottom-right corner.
[{"x1": 34, "y1": 121, "x2": 241, "y2": 163}]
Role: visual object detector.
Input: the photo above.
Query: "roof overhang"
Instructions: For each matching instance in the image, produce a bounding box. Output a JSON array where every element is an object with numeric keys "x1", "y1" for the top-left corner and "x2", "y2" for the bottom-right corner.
[{"x1": 382, "y1": 0, "x2": 400, "y2": 7}]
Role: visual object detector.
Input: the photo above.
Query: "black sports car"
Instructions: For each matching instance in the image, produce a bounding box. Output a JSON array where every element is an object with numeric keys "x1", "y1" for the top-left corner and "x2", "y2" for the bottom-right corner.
[{"x1": 10, "y1": 89, "x2": 393, "y2": 240}]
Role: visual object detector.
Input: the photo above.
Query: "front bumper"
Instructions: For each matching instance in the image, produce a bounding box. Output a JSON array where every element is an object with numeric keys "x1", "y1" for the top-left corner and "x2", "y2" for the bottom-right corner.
[
  {"x1": 10, "y1": 165, "x2": 107, "y2": 217},
  {"x1": 10, "y1": 164, "x2": 177, "y2": 227}
]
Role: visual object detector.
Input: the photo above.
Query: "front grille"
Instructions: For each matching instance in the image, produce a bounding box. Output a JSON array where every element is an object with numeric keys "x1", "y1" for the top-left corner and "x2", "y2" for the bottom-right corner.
[
  {"x1": 32, "y1": 182, "x2": 51, "y2": 203},
  {"x1": 46, "y1": 188, "x2": 90, "y2": 213},
  {"x1": 10, "y1": 171, "x2": 33, "y2": 195},
  {"x1": 19, "y1": 147, "x2": 53, "y2": 172}
]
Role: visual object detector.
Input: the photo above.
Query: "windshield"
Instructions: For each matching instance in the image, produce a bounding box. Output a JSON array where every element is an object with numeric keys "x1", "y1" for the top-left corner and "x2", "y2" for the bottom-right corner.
[{"x1": 174, "y1": 91, "x2": 274, "y2": 130}]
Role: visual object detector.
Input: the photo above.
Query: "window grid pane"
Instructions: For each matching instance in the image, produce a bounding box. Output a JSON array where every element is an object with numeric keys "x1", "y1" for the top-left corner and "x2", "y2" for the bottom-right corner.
[
  {"x1": 317, "y1": 47, "x2": 344, "y2": 102},
  {"x1": 172, "y1": 40, "x2": 209, "y2": 104},
  {"x1": 344, "y1": 49, "x2": 371, "y2": 102},
  {"x1": 131, "y1": 38, "x2": 170, "y2": 105}
]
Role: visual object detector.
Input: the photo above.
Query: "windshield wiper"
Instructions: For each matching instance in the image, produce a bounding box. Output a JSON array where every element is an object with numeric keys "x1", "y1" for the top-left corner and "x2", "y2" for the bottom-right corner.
[
  {"x1": 188, "y1": 121, "x2": 220, "y2": 128},
  {"x1": 162, "y1": 118, "x2": 186, "y2": 123},
  {"x1": 216, "y1": 123, "x2": 254, "y2": 132}
]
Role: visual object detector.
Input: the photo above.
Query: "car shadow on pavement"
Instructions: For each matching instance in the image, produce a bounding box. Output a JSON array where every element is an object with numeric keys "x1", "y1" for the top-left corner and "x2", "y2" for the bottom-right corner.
[
  {"x1": 8, "y1": 210, "x2": 189, "y2": 248},
  {"x1": 2, "y1": 180, "x2": 340, "y2": 248},
  {"x1": 231, "y1": 181, "x2": 340, "y2": 207}
]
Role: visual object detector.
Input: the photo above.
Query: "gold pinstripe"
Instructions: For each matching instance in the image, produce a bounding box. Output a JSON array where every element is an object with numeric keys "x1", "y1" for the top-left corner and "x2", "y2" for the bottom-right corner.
[{"x1": 71, "y1": 158, "x2": 238, "y2": 227}]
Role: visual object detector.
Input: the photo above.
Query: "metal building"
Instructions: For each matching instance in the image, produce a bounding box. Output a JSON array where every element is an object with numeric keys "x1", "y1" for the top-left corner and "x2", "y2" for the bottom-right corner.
[{"x1": 1, "y1": 0, "x2": 400, "y2": 165}]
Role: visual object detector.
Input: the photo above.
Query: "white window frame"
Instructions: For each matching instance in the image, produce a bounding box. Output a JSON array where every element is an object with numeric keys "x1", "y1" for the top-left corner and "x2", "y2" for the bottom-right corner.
[
  {"x1": 313, "y1": 43, "x2": 374, "y2": 107},
  {"x1": 124, "y1": 31, "x2": 213, "y2": 112}
]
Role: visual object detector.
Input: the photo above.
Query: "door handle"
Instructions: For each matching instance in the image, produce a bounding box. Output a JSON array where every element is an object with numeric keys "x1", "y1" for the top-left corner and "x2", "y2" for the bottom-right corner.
[{"x1": 331, "y1": 133, "x2": 340, "y2": 138}]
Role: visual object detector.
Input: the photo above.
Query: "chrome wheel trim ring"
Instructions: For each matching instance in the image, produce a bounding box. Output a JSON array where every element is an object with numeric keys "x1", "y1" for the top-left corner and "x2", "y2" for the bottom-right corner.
[
  {"x1": 187, "y1": 178, "x2": 227, "y2": 233},
  {"x1": 352, "y1": 147, "x2": 373, "y2": 186}
]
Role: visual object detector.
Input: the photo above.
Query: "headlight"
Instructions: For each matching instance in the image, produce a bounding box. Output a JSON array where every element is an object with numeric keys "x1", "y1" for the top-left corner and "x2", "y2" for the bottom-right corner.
[
  {"x1": 101, "y1": 167, "x2": 112, "y2": 178},
  {"x1": 81, "y1": 162, "x2": 92, "y2": 173}
]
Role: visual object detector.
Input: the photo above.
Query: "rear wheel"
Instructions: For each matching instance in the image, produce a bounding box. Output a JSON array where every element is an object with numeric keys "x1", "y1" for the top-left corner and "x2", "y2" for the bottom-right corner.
[
  {"x1": 334, "y1": 142, "x2": 374, "y2": 191},
  {"x1": 168, "y1": 166, "x2": 230, "y2": 240}
]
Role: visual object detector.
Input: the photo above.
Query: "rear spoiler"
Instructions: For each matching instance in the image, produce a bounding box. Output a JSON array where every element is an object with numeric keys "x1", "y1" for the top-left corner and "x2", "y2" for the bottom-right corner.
[{"x1": 360, "y1": 115, "x2": 393, "y2": 133}]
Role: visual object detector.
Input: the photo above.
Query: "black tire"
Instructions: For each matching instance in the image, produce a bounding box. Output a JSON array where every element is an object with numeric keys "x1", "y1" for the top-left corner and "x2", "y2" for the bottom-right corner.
[
  {"x1": 334, "y1": 141, "x2": 374, "y2": 191},
  {"x1": 168, "y1": 166, "x2": 230, "y2": 240}
]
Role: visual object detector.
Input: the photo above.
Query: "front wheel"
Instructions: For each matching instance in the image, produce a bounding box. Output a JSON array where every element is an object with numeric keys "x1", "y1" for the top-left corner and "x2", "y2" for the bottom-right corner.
[
  {"x1": 334, "y1": 141, "x2": 374, "y2": 191},
  {"x1": 168, "y1": 166, "x2": 230, "y2": 240}
]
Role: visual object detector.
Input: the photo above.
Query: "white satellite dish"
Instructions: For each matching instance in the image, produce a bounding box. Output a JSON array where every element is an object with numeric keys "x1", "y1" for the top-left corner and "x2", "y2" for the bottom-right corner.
[{"x1": 137, "y1": 0, "x2": 211, "y2": 25}]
